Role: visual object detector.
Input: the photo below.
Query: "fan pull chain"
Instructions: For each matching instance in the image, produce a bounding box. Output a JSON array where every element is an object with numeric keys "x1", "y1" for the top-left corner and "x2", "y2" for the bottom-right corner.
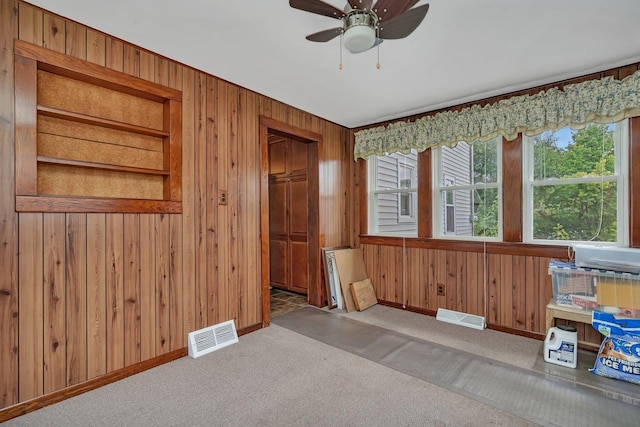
[
  {"x1": 339, "y1": 33, "x2": 343, "y2": 70},
  {"x1": 376, "y1": 26, "x2": 380, "y2": 69}
]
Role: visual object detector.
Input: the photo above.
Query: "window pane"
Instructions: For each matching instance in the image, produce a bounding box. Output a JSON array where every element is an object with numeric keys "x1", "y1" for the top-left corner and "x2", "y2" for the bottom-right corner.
[
  {"x1": 374, "y1": 153, "x2": 400, "y2": 190},
  {"x1": 472, "y1": 138, "x2": 499, "y2": 184},
  {"x1": 441, "y1": 143, "x2": 472, "y2": 187},
  {"x1": 373, "y1": 192, "x2": 417, "y2": 233},
  {"x1": 532, "y1": 124, "x2": 615, "y2": 181},
  {"x1": 369, "y1": 149, "x2": 418, "y2": 235},
  {"x1": 532, "y1": 182, "x2": 617, "y2": 242},
  {"x1": 473, "y1": 188, "x2": 500, "y2": 238},
  {"x1": 374, "y1": 151, "x2": 417, "y2": 190},
  {"x1": 445, "y1": 189, "x2": 453, "y2": 205},
  {"x1": 446, "y1": 205, "x2": 455, "y2": 233},
  {"x1": 399, "y1": 163, "x2": 415, "y2": 188},
  {"x1": 400, "y1": 193, "x2": 411, "y2": 216},
  {"x1": 440, "y1": 188, "x2": 498, "y2": 238},
  {"x1": 442, "y1": 140, "x2": 498, "y2": 185},
  {"x1": 437, "y1": 137, "x2": 500, "y2": 239}
]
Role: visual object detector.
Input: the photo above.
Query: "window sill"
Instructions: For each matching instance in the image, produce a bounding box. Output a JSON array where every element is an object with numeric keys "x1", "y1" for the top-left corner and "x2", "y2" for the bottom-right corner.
[{"x1": 359, "y1": 234, "x2": 569, "y2": 258}]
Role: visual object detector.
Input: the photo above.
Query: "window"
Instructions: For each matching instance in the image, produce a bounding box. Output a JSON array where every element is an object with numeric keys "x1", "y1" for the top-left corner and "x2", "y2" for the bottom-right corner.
[
  {"x1": 444, "y1": 178, "x2": 455, "y2": 234},
  {"x1": 398, "y1": 162, "x2": 416, "y2": 222},
  {"x1": 433, "y1": 137, "x2": 501, "y2": 239},
  {"x1": 523, "y1": 120, "x2": 628, "y2": 245},
  {"x1": 368, "y1": 150, "x2": 418, "y2": 236}
]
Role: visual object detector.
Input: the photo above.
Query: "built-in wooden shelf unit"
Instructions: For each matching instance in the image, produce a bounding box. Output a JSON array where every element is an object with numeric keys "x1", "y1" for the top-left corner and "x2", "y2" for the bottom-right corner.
[{"x1": 14, "y1": 39, "x2": 182, "y2": 213}]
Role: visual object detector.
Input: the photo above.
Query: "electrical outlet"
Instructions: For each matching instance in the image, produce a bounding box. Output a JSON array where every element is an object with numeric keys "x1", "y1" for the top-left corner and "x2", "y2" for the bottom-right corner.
[
  {"x1": 219, "y1": 190, "x2": 228, "y2": 205},
  {"x1": 437, "y1": 284, "x2": 445, "y2": 296}
]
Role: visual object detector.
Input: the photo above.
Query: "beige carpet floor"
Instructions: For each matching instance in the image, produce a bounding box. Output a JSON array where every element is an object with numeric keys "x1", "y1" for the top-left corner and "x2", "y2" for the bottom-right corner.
[{"x1": 5, "y1": 304, "x2": 638, "y2": 426}]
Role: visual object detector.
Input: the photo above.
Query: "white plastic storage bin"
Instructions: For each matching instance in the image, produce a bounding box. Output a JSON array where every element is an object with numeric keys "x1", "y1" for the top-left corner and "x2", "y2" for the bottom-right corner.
[{"x1": 573, "y1": 245, "x2": 640, "y2": 273}]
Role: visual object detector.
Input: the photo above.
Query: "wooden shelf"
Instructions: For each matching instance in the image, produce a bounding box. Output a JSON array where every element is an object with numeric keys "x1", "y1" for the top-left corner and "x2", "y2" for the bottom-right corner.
[
  {"x1": 16, "y1": 195, "x2": 182, "y2": 213},
  {"x1": 37, "y1": 105, "x2": 169, "y2": 137},
  {"x1": 545, "y1": 299, "x2": 600, "y2": 351},
  {"x1": 14, "y1": 39, "x2": 182, "y2": 213},
  {"x1": 37, "y1": 156, "x2": 169, "y2": 176}
]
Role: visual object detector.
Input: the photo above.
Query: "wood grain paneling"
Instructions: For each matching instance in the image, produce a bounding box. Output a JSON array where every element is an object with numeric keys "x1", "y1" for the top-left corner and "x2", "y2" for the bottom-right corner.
[
  {"x1": 43, "y1": 213, "x2": 66, "y2": 394},
  {"x1": 168, "y1": 62, "x2": 185, "y2": 349},
  {"x1": 86, "y1": 213, "x2": 106, "y2": 380},
  {"x1": 502, "y1": 136, "x2": 523, "y2": 242},
  {"x1": 6, "y1": 0, "x2": 639, "y2": 418},
  {"x1": 227, "y1": 82, "x2": 240, "y2": 323},
  {"x1": 155, "y1": 213, "x2": 170, "y2": 355},
  {"x1": 196, "y1": 72, "x2": 209, "y2": 327},
  {"x1": 139, "y1": 214, "x2": 156, "y2": 361},
  {"x1": 361, "y1": 244, "x2": 581, "y2": 339},
  {"x1": 123, "y1": 214, "x2": 141, "y2": 366},
  {"x1": 0, "y1": 0, "x2": 19, "y2": 409},
  {"x1": 217, "y1": 80, "x2": 233, "y2": 324},
  {"x1": 200, "y1": 74, "x2": 214, "y2": 327},
  {"x1": 180, "y1": 66, "x2": 196, "y2": 337},
  {"x1": 106, "y1": 213, "x2": 125, "y2": 372},
  {"x1": 18, "y1": 213, "x2": 44, "y2": 401},
  {"x1": 65, "y1": 214, "x2": 87, "y2": 386},
  {"x1": 16, "y1": 3, "x2": 44, "y2": 404}
]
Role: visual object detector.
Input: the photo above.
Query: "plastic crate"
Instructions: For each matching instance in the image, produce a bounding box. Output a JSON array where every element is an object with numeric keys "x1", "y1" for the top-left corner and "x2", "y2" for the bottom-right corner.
[
  {"x1": 548, "y1": 260, "x2": 597, "y2": 309},
  {"x1": 548, "y1": 259, "x2": 640, "y2": 317}
]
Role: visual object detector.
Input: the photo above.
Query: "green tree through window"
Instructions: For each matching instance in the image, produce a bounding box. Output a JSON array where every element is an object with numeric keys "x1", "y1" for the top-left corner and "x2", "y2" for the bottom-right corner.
[{"x1": 530, "y1": 123, "x2": 618, "y2": 242}]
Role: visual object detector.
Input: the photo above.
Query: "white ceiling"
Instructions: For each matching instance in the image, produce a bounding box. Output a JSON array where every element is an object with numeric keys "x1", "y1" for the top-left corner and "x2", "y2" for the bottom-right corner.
[{"x1": 26, "y1": 0, "x2": 640, "y2": 129}]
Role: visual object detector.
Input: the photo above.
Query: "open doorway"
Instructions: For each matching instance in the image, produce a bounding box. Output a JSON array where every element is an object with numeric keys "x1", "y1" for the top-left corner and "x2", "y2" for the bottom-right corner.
[{"x1": 259, "y1": 117, "x2": 322, "y2": 327}]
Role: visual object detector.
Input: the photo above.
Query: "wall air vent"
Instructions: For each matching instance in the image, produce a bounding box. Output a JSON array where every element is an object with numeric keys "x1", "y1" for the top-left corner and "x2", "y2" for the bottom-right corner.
[
  {"x1": 436, "y1": 308, "x2": 486, "y2": 331},
  {"x1": 187, "y1": 319, "x2": 238, "y2": 358}
]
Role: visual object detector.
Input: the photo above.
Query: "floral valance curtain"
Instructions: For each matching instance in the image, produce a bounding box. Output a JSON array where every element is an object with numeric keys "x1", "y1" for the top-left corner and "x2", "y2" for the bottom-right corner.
[{"x1": 354, "y1": 70, "x2": 640, "y2": 160}]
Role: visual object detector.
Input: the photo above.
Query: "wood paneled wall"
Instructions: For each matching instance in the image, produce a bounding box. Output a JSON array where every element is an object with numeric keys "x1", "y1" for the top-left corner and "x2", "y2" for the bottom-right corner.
[
  {"x1": 355, "y1": 62, "x2": 640, "y2": 351},
  {"x1": 361, "y1": 243, "x2": 603, "y2": 346},
  {"x1": 0, "y1": 0, "x2": 353, "y2": 412}
]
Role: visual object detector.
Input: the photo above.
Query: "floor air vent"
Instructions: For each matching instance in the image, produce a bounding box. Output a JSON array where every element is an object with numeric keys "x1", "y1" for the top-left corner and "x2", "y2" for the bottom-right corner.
[
  {"x1": 188, "y1": 319, "x2": 238, "y2": 358},
  {"x1": 436, "y1": 308, "x2": 486, "y2": 330}
]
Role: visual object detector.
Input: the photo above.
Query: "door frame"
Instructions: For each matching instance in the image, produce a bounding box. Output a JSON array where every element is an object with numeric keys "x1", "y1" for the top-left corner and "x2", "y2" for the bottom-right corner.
[{"x1": 259, "y1": 116, "x2": 322, "y2": 327}]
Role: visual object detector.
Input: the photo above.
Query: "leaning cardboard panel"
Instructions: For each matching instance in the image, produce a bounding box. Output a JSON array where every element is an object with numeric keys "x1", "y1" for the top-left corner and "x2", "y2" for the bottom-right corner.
[
  {"x1": 332, "y1": 248, "x2": 368, "y2": 312},
  {"x1": 351, "y1": 278, "x2": 377, "y2": 311}
]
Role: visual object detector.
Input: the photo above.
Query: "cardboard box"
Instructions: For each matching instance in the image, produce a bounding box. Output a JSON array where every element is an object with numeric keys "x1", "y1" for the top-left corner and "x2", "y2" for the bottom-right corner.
[{"x1": 350, "y1": 278, "x2": 377, "y2": 311}]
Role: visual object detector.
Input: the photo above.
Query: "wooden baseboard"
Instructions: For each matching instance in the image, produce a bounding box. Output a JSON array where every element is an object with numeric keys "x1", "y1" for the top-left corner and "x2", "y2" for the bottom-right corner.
[
  {"x1": 379, "y1": 299, "x2": 548, "y2": 339},
  {"x1": 379, "y1": 300, "x2": 601, "y2": 352},
  {"x1": 0, "y1": 321, "x2": 264, "y2": 423},
  {"x1": 0, "y1": 348, "x2": 187, "y2": 423}
]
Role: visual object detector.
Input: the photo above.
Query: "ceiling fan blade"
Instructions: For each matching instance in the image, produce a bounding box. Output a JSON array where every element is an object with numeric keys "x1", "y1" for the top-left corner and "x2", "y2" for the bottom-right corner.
[
  {"x1": 306, "y1": 27, "x2": 343, "y2": 42},
  {"x1": 289, "y1": 0, "x2": 345, "y2": 19},
  {"x1": 348, "y1": 0, "x2": 373, "y2": 10},
  {"x1": 372, "y1": 0, "x2": 420, "y2": 22},
  {"x1": 378, "y1": 3, "x2": 429, "y2": 39}
]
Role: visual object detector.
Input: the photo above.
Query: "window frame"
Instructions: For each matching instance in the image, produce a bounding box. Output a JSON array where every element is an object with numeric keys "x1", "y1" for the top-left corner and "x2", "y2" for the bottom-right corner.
[
  {"x1": 443, "y1": 177, "x2": 456, "y2": 234},
  {"x1": 397, "y1": 160, "x2": 417, "y2": 223},
  {"x1": 522, "y1": 120, "x2": 629, "y2": 246},
  {"x1": 432, "y1": 138, "x2": 503, "y2": 241},
  {"x1": 367, "y1": 150, "x2": 418, "y2": 237}
]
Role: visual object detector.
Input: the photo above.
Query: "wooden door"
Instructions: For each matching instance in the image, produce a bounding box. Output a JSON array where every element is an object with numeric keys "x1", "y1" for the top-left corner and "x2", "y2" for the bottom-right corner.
[
  {"x1": 288, "y1": 173, "x2": 308, "y2": 293},
  {"x1": 268, "y1": 136, "x2": 309, "y2": 294}
]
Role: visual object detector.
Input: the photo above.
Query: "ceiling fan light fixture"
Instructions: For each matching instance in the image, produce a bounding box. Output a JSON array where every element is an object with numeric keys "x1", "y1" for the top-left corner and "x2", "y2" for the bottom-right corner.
[{"x1": 343, "y1": 25, "x2": 375, "y2": 53}]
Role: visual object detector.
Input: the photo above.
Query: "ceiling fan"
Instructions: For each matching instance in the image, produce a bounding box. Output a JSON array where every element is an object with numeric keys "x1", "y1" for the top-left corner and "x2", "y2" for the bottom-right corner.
[{"x1": 289, "y1": 0, "x2": 430, "y2": 54}]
